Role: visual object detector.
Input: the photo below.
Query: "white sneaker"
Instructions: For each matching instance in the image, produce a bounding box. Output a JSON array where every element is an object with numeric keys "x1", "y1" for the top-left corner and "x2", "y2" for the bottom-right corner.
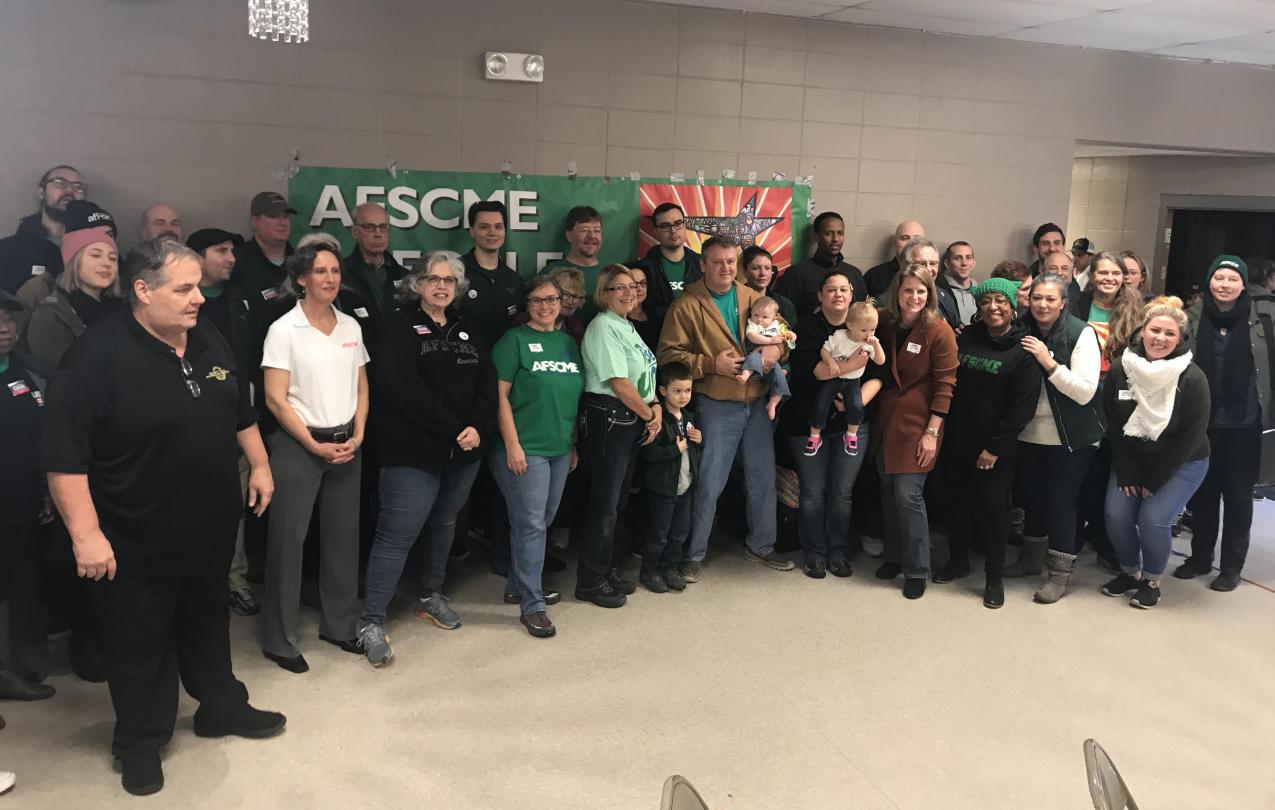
[
  {"x1": 861, "y1": 535, "x2": 884, "y2": 558},
  {"x1": 0, "y1": 770, "x2": 15, "y2": 795}
]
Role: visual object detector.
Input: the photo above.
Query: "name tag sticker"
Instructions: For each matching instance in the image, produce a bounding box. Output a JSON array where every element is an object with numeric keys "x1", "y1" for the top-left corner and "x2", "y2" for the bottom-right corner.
[
  {"x1": 261, "y1": 287, "x2": 279, "y2": 301},
  {"x1": 1118, "y1": 389, "x2": 1133, "y2": 401},
  {"x1": 529, "y1": 343, "x2": 543, "y2": 353},
  {"x1": 414, "y1": 324, "x2": 432, "y2": 335},
  {"x1": 506, "y1": 305, "x2": 517, "y2": 316},
  {"x1": 31, "y1": 265, "x2": 45, "y2": 276},
  {"x1": 8, "y1": 379, "x2": 30, "y2": 396},
  {"x1": 353, "y1": 307, "x2": 369, "y2": 318},
  {"x1": 906, "y1": 342, "x2": 922, "y2": 354}
]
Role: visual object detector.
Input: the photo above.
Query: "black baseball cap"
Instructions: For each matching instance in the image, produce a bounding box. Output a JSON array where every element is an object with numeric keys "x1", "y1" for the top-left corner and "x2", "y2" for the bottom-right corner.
[
  {"x1": 187, "y1": 228, "x2": 245, "y2": 254},
  {"x1": 0, "y1": 291, "x2": 23, "y2": 313},
  {"x1": 250, "y1": 191, "x2": 296, "y2": 217}
]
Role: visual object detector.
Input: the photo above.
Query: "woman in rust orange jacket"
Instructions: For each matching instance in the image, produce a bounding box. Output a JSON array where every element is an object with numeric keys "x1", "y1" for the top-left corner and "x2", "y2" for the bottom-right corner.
[{"x1": 870, "y1": 264, "x2": 958, "y2": 599}]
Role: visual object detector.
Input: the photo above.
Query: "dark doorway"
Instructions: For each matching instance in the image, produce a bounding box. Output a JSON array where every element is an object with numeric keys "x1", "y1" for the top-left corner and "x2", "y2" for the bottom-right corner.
[{"x1": 1165, "y1": 208, "x2": 1275, "y2": 296}]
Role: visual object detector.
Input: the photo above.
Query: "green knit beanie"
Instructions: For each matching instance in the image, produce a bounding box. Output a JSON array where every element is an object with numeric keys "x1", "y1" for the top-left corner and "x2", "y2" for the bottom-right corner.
[
  {"x1": 1208, "y1": 254, "x2": 1248, "y2": 284},
  {"x1": 970, "y1": 277, "x2": 1022, "y2": 304}
]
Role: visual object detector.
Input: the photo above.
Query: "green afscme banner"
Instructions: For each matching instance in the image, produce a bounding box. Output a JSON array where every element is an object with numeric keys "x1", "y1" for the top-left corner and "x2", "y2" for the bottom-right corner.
[{"x1": 289, "y1": 167, "x2": 810, "y2": 278}]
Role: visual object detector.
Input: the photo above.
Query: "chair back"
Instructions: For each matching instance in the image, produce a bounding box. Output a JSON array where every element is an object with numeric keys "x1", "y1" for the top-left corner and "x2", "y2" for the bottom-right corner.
[
  {"x1": 660, "y1": 775, "x2": 709, "y2": 810},
  {"x1": 1084, "y1": 739, "x2": 1140, "y2": 810}
]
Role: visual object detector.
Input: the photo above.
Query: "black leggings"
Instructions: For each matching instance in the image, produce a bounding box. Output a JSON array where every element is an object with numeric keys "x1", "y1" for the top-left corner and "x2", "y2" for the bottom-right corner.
[
  {"x1": 940, "y1": 447, "x2": 1016, "y2": 575},
  {"x1": 1017, "y1": 441, "x2": 1097, "y2": 554},
  {"x1": 1188, "y1": 425, "x2": 1261, "y2": 575}
]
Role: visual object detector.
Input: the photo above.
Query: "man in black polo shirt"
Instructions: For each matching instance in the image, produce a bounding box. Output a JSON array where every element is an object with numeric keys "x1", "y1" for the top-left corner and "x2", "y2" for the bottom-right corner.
[
  {"x1": 459, "y1": 200, "x2": 524, "y2": 349},
  {"x1": 43, "y1": 239, "x2": 284, "y2": 797},
  {"x1": 865, "y1": 219, "x2": 925, "y2": 298},
  {"x1": 343, "y1": 202, "x2": 404, "y2": 352},
  {"x1": 633, "y1": 202, "x2": 703, "y2": 315},
  {"x1": 774, "y1": 211, "x2": 866, "y2": 313}
]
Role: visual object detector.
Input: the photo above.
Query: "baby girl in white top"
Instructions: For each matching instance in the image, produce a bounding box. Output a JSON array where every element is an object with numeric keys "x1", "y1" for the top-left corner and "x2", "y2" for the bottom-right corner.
[
  {"x1": 736, "y1": 296, "x2": 796, "y2": 420},
  {"x1": 807, "y1": 301, "x2": 885, "y2": 456}
]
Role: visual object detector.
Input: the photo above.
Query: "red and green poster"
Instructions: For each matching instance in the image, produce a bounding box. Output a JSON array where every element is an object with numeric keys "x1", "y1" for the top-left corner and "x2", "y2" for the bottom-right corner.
[{"x1": 289, "y1": 167, "x2": 810, "y2": 279}]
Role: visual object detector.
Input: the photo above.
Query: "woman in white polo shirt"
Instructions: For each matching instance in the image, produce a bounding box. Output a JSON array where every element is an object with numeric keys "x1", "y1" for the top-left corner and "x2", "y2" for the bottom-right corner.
[{"x1": 260, "y1": 243, "x2": 369, "y2": 674}]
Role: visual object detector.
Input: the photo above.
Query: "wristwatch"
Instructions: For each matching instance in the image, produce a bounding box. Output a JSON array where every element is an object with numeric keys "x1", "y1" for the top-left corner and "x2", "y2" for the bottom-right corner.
[{"x1": 924, "y1": 427, "x2": 940, "y2": 437}]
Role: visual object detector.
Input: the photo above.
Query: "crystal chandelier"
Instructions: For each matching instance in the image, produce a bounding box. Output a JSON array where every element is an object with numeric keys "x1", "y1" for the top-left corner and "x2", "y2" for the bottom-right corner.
[{"x1": 248, "y1": 0, "x2": 309, "y2": 44}]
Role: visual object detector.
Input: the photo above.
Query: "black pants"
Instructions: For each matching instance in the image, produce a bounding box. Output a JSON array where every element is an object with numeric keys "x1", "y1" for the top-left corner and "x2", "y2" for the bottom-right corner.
[
  {"x1": 1018, "y1": 441, "x2": 1097, "y2": 553},
  {"x1": 577, "y1": 399, "x2": 643, "y2": 587},
  {"x1": 1076, "y1": 441, "x2": 1119, "y2": 561},
  {"x1": 90, "y1": 568, "x2": 249, "y2": 759},
  {"x1": 643, "y1": 488, "x2": 691, "y2": 576},
  {"x1": 940, "y1": 447, "x2": 1017, "y2": 575},
  {"x1": 1188, "y1": 425, "x2": 1261, "y2": 575}
]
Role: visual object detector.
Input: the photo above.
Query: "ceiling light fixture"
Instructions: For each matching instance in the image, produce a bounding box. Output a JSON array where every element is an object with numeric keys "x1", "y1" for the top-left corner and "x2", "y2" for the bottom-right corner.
[{"x1": 249, "y1": 0, "x2": 310, "y2": 44}]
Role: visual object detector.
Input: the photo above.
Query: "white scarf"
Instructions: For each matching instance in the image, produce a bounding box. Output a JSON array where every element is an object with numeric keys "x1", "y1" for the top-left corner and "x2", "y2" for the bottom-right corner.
[{"x1": 1120, "y1": 348, "x2": 1194, "y2": 441}]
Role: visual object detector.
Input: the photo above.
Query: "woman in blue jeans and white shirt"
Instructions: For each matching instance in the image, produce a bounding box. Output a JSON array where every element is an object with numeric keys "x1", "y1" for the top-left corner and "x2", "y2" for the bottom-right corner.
[
  {"x1": 577, "y1": 264, "x2": 660, "y2": 609},
  {"x1": 357, "y1": 251, "x2": 496, "y2": 666},
  {"x1": 1101, "y1": 297, "x2": 1211, "y2": 609},
  {"x1": 489, "y1": 277, "x2": 583, "y2": 638}
]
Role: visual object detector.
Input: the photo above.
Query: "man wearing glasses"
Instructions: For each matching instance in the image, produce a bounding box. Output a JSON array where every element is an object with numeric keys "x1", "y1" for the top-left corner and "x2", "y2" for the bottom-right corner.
[
  {"x1": 460, "y1": 200, "x2": 524, "y2": 351},
  {"x1": 0, "y1": 164, "x2": 87, "y2": 294},
  {"x1": 634, "y1": 202, "x2": 702, "y2": 317},
  {"x1": 343, "y1": 202, "x2": 404, "y2": 354},
  {"x1": 42, "y1": 238, "x2": 283, "y2": 797}
]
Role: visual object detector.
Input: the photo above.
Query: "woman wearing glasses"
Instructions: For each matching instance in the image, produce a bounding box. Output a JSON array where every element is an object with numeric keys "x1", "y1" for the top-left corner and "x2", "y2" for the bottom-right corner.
[
  {"x1": 489, "y1": 277, "x2": 584, "y2": 637},
  {"x1": 511, "y1": 266, "x2": 586, "y2": 345},
  {"x1": 260, "y1": 244, "x2": 369, "y2": 674},
  {"x1": 356, "y1": 251, "x2": 496, "y2": 665},
  {"x1": 625, "y1": 265, "x2": 661, "y2": 353},
  {"x1": 576, "y1": 265, "x2": 660, "y2": 608}
]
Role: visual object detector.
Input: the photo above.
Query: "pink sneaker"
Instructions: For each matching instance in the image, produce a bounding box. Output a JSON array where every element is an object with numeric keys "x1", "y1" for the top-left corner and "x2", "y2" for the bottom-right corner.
[
  {"x1": 804, "y1": 436, "x2": 822, "y2": 456},
  {"x1": 844, "y1": 432, "x2": 859, "y2": 455}
]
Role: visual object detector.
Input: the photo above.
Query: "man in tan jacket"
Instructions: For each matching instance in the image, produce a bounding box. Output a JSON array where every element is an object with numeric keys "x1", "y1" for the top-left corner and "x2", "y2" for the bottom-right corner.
[{"x1": 657, "y1": 237, "x2": 794, "y2": 581}]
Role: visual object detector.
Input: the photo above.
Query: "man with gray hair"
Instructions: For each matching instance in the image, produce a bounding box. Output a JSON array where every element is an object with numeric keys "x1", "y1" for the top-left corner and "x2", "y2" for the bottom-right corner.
[
  {"x1": 344, "y1": 202, "x2": 405, "y2": 354},
  {"x1": 42, "y1": 238, "x2": 285, "y2": 796},
  {"x1": 865, "y1": 219, "x2": 925, "y2": 298},
  {"x1": 138, "y1": 203, "x2": 183, "y2": 243}
]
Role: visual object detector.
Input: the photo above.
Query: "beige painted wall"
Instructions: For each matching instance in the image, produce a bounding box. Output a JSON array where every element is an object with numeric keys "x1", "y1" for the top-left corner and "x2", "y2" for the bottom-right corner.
[
  {"x1": 1068, "y1": 155, "x2": 1275, "y2": 288},
  {"x1": 4, "y1": 0, "x2": 1275, "y2": 273}
]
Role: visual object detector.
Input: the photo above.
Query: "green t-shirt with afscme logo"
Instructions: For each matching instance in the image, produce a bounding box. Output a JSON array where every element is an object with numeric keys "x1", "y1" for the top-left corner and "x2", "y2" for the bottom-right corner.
[
  {"x1": 490, "y1": 324, "x2": 584, "y2": 458},
  {"x1": 663, "y1": 256, "x2": 687, "y2": 296}
]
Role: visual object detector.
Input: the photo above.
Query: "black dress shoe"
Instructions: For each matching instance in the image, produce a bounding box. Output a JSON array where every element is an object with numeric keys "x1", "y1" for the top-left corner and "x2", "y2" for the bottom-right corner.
[
  {"x1": 318, "y1": 635, "x2": 362, "y2": 654},
  {"x1": 902, "y1": 577, "x2": 927, "y2": 599},
  {"x1": 0, "y1": 673, "x2": 55, "y2": 701},
  {"x1": 827, "y1": 559, "x2": 854, "y2": 578},
  {"x1": 1210, "y1": 571, "x2": 1241, "y2": 592},
  {"x1": 194, "y1": 705, "x2": 287, "y2": 739},
  {"x1": 932, "y1": 560, "x2": 970, "y2": 583},
  {"x1": 803, "y1": 559, "x2": 827, "y2": 579},
  {"x1": 983, "y1": 577, "x2": 1005, "y2": 609},
  {"x1": 875, "y1": 561, "x2": 903, "y2": 580},
  {"x1": 118, "y1": 754, "x2": 164, "y2": 796},
  {"x1": 264, "y1": 651, "x2": 309, "y2": 673}
]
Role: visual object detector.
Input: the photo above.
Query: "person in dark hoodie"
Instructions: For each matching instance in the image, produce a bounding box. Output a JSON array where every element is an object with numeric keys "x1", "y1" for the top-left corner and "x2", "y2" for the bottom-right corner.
[
  {"x1": 357, "y1": 251, "x2": 496, "y2": 666},
  {"x1": 639, "y1": 362, "x2": 702, "y2": 594},
  {"x1": 1101, "y1": 297, "x2": 1211, "y2": 609},
  {"x1": 0, "y1": 165, "x2": 86, "y2": 295},
  {"x1": 933, "y1": 278, "x2": 1042, "y2": 608},
  {"x1": 775, "y1": 211, "x2": 866, "y2": 314},
  {"x1": 1180, "y1": 255, "x2": 1275, "y2": 592},
  {"x1": 741, "y1": 245, "x2": 797, "y2": 326},
  {"x1": 633, "y1": 202, "x2": 703, "y2": 318}
]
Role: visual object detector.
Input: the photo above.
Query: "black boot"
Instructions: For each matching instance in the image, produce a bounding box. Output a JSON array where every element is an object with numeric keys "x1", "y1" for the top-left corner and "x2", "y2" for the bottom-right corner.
[{"x1": 983, "y1": 575, "x2": 1004, "y2": 609}]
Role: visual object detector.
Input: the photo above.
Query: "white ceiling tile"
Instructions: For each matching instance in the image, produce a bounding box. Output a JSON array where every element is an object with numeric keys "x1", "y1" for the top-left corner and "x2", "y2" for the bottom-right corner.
[
  {"x1": 1151, "y1": 44, "x2": 1275, "y2": 66},
  {"x1": 1143, "y1": 0, "x2": 1275, "y2": 28},
  {"x1": 857, "y1": 0, "x2": 1092, "y2": 28},
  {"x1": 1203, "y1": 31, "x2": 1275, "y2": 51},
  {"x1": 820, "y1": 7, "x2": 1018, "y2": 36},
  {"x1": 1000, "y1": 10, "x2": 1255, "y2": 51},
  {"x1": 1017, "y1": 0, "x2": 1155, "y2": 8}
]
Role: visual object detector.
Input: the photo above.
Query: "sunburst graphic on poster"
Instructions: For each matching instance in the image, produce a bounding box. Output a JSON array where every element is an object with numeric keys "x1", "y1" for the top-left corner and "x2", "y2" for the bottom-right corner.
[{"x1": 638, "y1": 183, "x2": 796, "y2": 270}]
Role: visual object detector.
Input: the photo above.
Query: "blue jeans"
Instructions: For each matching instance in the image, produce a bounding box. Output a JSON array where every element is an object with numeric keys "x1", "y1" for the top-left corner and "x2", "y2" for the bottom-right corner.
[
  {"x1": 687, "y1": 396, "x2": 777, "y2": 562},
  {"x1": 785, "y1": 424, "x2": 868, "y2": 563},
  {"x1": 810, "y1": 377, "x2": 865, "y2": 430},
  {"x1": 741, "y1": 351, "x2": 790, "y2": 399},
  {"x1": 578, "y1": 398, "x2": 644, "y2": 587},
  {"x1": 1105, "y1": 458, "x2": 1209, "y2": 578},
  {"x1": 877, "y1": 454, "x2": 930, "y2": 578},
  {"x1": 489, "y1": 452, "x2": 571, "y2": 614},
  {"x1": 360, "y1": 462, "x2": 482, "y2": 626}
]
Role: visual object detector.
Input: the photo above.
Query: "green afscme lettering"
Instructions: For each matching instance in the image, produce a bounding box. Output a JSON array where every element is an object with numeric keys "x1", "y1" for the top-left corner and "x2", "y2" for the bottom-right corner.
[{"x1": 958, "y1": 353, "x2": 1003, "y2": 374}]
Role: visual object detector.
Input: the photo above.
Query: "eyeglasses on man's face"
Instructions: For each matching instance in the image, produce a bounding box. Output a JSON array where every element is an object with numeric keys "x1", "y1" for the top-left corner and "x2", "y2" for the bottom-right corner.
[
  {"x1": 46, "y1": 177, "x2": 88, "y2": 196},
  {"x1": 654, "y1": 219, "x2": 685, "y2": 232},
  {"x1": 355, "y1": 222, "x2": 390, "y2": 233}
]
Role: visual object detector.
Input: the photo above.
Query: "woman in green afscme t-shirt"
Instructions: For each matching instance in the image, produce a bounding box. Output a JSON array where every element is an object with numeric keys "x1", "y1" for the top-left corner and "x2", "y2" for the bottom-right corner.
[{"x1": 488, "y1": 276, "x2": 584, "y2": 639}]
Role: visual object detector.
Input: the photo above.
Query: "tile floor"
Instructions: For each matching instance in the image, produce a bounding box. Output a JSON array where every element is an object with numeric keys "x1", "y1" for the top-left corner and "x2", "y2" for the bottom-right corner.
[{"x1": 4, "y1": 502, "x2": 1275, "y2": 809}]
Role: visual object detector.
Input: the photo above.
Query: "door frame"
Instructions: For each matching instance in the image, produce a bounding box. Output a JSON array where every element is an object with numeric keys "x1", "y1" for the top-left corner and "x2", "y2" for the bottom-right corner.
[{"x1": 1154, "y1": 194, "x2": 1275, "y2": 291}]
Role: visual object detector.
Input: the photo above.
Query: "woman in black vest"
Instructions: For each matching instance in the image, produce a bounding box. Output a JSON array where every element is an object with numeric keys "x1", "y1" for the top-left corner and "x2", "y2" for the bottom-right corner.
[
  {"x1": 1179, "y1": 255, "x2": 1275, "y2": 591},
  {"x1": 1008, "y1": 273, "x2": 1105, "y2": 603},
  {"x1": 933, "y1": 278, "x2": 1042, "y2": 607}
]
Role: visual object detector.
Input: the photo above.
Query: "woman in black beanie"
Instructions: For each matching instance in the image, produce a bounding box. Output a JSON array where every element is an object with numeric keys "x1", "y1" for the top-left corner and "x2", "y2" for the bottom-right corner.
[
  {"x1": 1179, "y1": 255, "x2": 1275, "y2": 591},
  {"x1": 933, "y1": 277, "x2": 1042, "y2": 607}
]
